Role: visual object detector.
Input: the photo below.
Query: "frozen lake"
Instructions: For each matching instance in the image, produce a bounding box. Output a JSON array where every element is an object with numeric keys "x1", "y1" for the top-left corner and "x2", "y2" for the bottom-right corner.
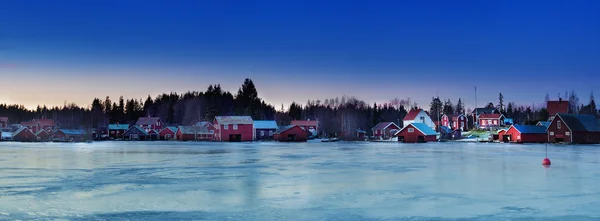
[{"x1": 1, "y1": 141, "x2": 600, "y2": 220}]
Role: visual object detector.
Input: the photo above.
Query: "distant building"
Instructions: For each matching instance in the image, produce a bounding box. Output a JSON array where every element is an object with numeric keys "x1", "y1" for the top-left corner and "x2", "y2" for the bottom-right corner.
[
  {"x1": 547, "y1": 98, "x2": 569, "y2": 121},
  {"x1": 0, "y1": 117, "x2": 8, "y2": 128},
  {"x1": 290, "y1": 120, "x2": 319, "y2": 137},
  {"x1": 53, "y1": 129, "x2": 85, "y2": 142},
  {"x1": 504, "y1": 125, "x2": 547, "y2": 143},
  {"x1": 108, "y1": 123, "x2": 129, "y2": 139},
  {"x1": 159, "y1": 126, "x2": 178, "y2": 140},
  {"x1": 403, "y1": 109, "x2": 435, "y2": 130},
  {"x1": 356, "y1": 129, "x2": 367, "y2": 140},
  {"x1": 274, "y1": 125, "x2": 308, "y2": 142},
  {"x1": 439, "y1": 126, "x2": 461, "y2": 140},
  {"x1": 177, "y1": 125, "x2": 214, "y2": 141},
  {"x1": 123, "y1": 126, "x2": 149, "y2": 141},
  {"x1": 371, "y1": 122, "x2": 400, "y2": 140},
  {"x1": 548, "y1": 114, "x2": 600, "y2": 144},
  {"x1": 396, "y1": 123, "x2": 437, "y2": 143},
  {"x1": 13, "y1": 127, "x2": 36, "y2": 142},
  {"x1": 441, "y1": 114, "x2": 468, "y2": 131},
  {"x1": 253, "y1": 120, "x2": 278, "y2": 140},
  {"x1": 135, "y1": 117, "x2": 163, "y2": 133},
  {"x1": 33, "y1": 118, "x2": 56, "y2": 131},
  {"x1": 478, "y1": 114, "x2": 505, "y2": 129},
  {"x1": 36, "y1": 130, "x2": 51, "y2": 141},
  {"x1": 213, "y1": 116, "x2": 254, "y2": 142},
  {"x1": 536, "y1": 121, "x2": 551, "y2": 129},
  {"x1": 471, "y1": 108, "x2": 500, "y2": 127}
]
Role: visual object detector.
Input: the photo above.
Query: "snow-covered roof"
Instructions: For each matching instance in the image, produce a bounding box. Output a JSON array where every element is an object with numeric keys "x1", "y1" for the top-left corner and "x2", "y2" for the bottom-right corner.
[
  {"x1": 59, "y1": 129, "x2": 85, "y2": 136},
  {"x1": 108, "y1": 124, "x2": 130, "y2": 130},
  {"x1": 215, "y1": 116, "x2": 253, "y2": 125},
  {"x1": 253, "y1": 120, "x2": 278, "y2": 129},
  {"x1": 1, "y1": 132, "x2": 12, "y2": 138}
]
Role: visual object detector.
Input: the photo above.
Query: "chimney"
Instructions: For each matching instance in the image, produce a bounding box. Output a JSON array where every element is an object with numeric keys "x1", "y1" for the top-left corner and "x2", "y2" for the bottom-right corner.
[{"x1": 559, "y1": 98, "x2": 563, "y2": 102}]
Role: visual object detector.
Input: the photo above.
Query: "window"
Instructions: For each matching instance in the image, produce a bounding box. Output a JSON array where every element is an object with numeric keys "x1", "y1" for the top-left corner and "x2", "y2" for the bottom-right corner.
[
  {"x1": 550, "y1": 131, "x2": 554, "y2": 136},
  {"x1": 461, "y1": 122, "x2": 464, "y2": 128},
  {"x1": 420, "y1": 116, "x2": 425, "y2": 123},
  {"x1": 269, "y1": 131, "x2": 273, "y2": 136},
  {"x1": 233, "y1": 124, "x2": 238, "y2": 130},
  {"x1": 111, "y1": 131, "x2": 115, "y2": 134},
  {"x1": 133, "y1": 134, "x2": 138, "y2": 139},
  {"x1": 557, "y1": 121, "x2": 561, "y2": 129},
  {"x1": 408, "y1": 128, "x2": 414, "y2": 133},
  {"x1": 210, "y1": 130, "x2": 214, "y2": 134},
  {"x1": 261, "y1": 131, "x2": 265, "y2": 136},
  {"x1": 493, "y1": 120, "x2": 497, "y2": 125},
  {"x1": 517, "y1": 135, "x2": 521, "y2": 140},
  {"x1": 224, "y1": 124, "x2": 229, "y2": 130},
  {"x1": 565, "y1": 131, "x2": 570, "y2": 136},
  {"x1": 488, "y1": 120, "x2": 492, "y2": 125}
]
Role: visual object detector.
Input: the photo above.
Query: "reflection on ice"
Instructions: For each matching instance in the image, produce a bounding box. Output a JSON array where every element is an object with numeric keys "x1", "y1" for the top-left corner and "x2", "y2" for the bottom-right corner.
[{"x1": 0, "y1": 141, "x2": 599, "y2": 220}]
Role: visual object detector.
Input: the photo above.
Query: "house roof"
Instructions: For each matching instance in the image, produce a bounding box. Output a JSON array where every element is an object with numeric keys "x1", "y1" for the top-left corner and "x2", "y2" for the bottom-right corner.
[
  {"x1": 34, "y1": 119, "x2": 55, "y2": 127},
  {"x1": 59, "y1": 129, "x2": 85, "y2": 135},
  {"x1": 20, "y1": 121, "x2": 38, "y2": 127},
  {"x1": 404, "y1": 109, "x2": 423, "y2": 121},
  {"x1": 472, "y1": 108, "x2": 498, "y2": 115},
  {"x1": 479, "y1": 114, "x2": 503, "y2": 119},
  {"x1": 356, "y1": 129, "x2": 367, "y2": 133},
  {"x1": 451, "y1": 114, "x2": 465, "y2": 121},
  {"x1": 136, "y1": 117, "x2": 161, "y2": 125},
  {"x1": 439, "y1": 125, "x2": 453, "y2": 134},
  {"x1": 35, "y1": 130, "x2": 50, "y2": 136},
  {"x1": 194, "y1": 121, "x2": 211, "y2": 128},
  {"x1": 404, "y1": 123, "x2": 437, "y2": 136},
  {"x1": 547, "y1": 100, "x2": 569, "y2": 116},
  {"x1": 108, "y1": 124, "x2": 130, "y2": 130},
  {"x1": 253, "y1": 120, "x2": 278, "y2": 129},
  {"x1": 124, "y1": 125, "x2": 149, "y2": 136},
  {"x1": 13, "y1": 127, "x2": 31, "y2": 136},
  {"x1": 274, "y1": 125, "x2": 302, "y2": 134},
  {"x1": 0, "y1": 117, "x2": 8, "y2": 122},
  {"x1": 537, "y1": 121, "x2": 551, "y2": 128},
  {"x1": 512, "y1": 125, "x2": 547, "y2": 134},
  {"x1": 557, "y1": 114, "x2": 600, "y2": 132},
  {"x1": 290, "y1": 120, "x2": 318, "y2": 127},
  {"x1": 215, "y1": 116, "x2": 253, "y2": 125},
  {"x1": 178, "y1": 126, "x2": 213, "y2": 135},
  {"x1": 162, "y1": 126, "x2": 178, "y2": 133},
  {"x1": 372, "y1": 122, "x2": 398, "y2": 131}
]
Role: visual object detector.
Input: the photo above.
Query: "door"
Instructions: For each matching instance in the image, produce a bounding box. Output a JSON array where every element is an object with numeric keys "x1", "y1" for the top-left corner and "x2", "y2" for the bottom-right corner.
[
  {"x1": 502, "y1": 135, "x2": 510, "y2": 143},
  {"x1": 287, "y1": 134, "x2": 296, "y2": 141},
  {"x1": 229, "y1": 134, "x2": 242, "y2": 142},
  {"x1": 417, "y1": 136, "x2": 425, "y2": 143}
]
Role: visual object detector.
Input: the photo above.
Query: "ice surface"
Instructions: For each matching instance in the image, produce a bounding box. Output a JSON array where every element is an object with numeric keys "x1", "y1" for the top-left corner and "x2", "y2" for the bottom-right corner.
[{"x1": 1, "y1": 141, "x2": 600, "y2": 220}]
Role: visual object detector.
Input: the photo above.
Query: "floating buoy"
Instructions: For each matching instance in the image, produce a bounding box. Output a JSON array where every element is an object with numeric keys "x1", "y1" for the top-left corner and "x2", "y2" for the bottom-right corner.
[{"x1": 542, "y1": 158, "x2": 551, "y2": 165}]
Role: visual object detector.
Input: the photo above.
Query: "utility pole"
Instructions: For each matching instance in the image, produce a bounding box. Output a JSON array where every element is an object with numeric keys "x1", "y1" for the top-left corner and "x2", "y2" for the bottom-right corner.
[{"x1": 475, "y1": 86, "x2": 478, "y2": 129}]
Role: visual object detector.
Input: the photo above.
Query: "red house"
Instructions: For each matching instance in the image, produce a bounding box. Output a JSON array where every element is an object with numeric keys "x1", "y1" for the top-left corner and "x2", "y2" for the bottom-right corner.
[
  {"x1": 159, "y1": 126, "x2": 177, "y2": 140},
  {"x1": 396, "y1": 123, "x2": 437, "y2": 143},
  {"x1": 20, "y1": 121, "x2": 40, "y2": 133},
  {"x1": 478, "y1": 114, "x2": 505, "y2": 129},
  {"x1": 213, "y1": 116, "x2": 254, "y2": 142},
  {"x1": 274, "y1": 125, "x2": 308, "y2": 142},
  {"x1": 13, "y1": 127, "x2": 37, "y2": 142},
  {"x1": 441, "y1": 114, "x2": 468, "y2": 131},
  {"x1": 547, "y1": 98, "x2": 569, "y2": 121},
  {"x1": 291, "y1": 120, "x2": 319, "y2": 137},
  {"x1": 176, "y1": 125, "x2": 214, "y2": 141},
  {"x1": 135, "y1": 117, "x2": 163, "y2": 133},
  {"x1": 497, "y1": 129, "x2": 507, "y2": 142},
  {"x1": 504, "y1": 125, "x2": 547, "y2": 143},
  {"x1": 33, "y1": 118, "x2": 56, "y2": 131},
  {"x1": 371, "y1": 122, "x2": 400, "y2": 140},
  {"x1": 0, "y1": 117, "x2": 8, "y2": 128},
  {"x1": 36, "y1": 130, "x2": 51, "y2": 141},
  {"x1": 547, "y1": 114, "x2": 600, "y2": 144}
]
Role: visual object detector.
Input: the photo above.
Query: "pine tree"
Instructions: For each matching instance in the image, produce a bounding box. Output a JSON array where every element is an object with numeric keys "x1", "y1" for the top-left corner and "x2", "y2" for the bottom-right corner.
[
  {"x1": 498, "y1": 93, "x2": 504, "y2": 112},
  {"x1": 455, "y1": 98, "x2": 464, "y2": 115},
  {"x1": 429, "y1": 97, "x2": 443, "y2": 120},
  {"x1": 443, "y1": 99, "x2": 454, "y2": 115}
]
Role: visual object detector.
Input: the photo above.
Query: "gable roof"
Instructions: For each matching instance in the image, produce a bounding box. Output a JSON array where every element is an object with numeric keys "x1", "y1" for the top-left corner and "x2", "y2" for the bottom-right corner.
[
  {"x1": 161, "y1": 126, "x2": 178, "y2": 133},
  {"x1": 401, "y1": 123, "x2": 437, "y2": 136},
  {"x1": 194, "y1": 121, "x2": 211, "y2": 128},
  {"x1": 59, "y1": 129, "x2": 85, "y2": 136},
  {"x1": 511, "y1": 125, "x2": 547, "y2": 134},
  {"x1": 178, "y1": 126, "x2": 213, "y2": 135},
  {"x1": 136, "y1": 117, "x2": 161, "y2": 125},
  {"x1": 404, "y1": 109, "x2": 424, "y2": 121},
  {"x1": 547, "y1": 100, "x2": 569, "y2": 116},
  {"x1": 451, "y1": 114, "x2": 465, "y2": 121},
  {"x1": 13, "y1": 127, "x2": 32, "y2": 136},
  {"x1": 290, "y1": 120, "x2": 319, "y2": 127},
  {"x1": 108, "y1": 124, "x2": 130, "y2": 130},
  {"x1": 34, "y1": 119, "x2": 55, "y2": 127},
  {"x1": 20, "y1": 121, "x2": 38, "y2": 127},
  {"x1": 479, "y1": 114, "x2": 503, "y2": 119},
  {"x1": 557, "y1": 114, "x2": 600, "y2": 132},
  {"x1": 124, "y1": 125, "x2": 149, "y2": 136},
  {"x1": 472, "y1": 108, "x2": 498, "y2": 115},
  {"x1": 36, "y1": 130, "x2": 50, "y2": 136},
  {"x1": 253, "y1": 120, "x2": 278, "y2": 129},
  {"x1": 274, "y1": 125, "x2": 303, "y2": 134},
  {"x1": 536, "y1": 121, "x2": 551, "y2": 128},
  {"x1": 215, "y1": 116, "x2": 253, "y2": 125},
  {"x1": 372, "y1": 122, "x2": 399, "y2": 131}
]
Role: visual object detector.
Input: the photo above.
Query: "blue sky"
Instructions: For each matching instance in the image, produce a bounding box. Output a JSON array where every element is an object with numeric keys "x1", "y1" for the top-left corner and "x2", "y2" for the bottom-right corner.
[{"x1": 0, "y1": 0, "x2": 599, "y2": 110}]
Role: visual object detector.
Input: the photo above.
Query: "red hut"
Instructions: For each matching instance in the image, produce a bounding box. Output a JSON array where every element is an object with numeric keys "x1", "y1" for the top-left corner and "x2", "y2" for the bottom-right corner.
[
  {"x1": 13, "y1": 127, "x2": 37, "y2": 142},
  {"x1": 36, "y1": 130, "x2": 51, "y2": 141},
  {"x1": 159, "y1": 127, "x2": 177, "y2": 140},
  {"x1": 371, "y1": 122, "x2": 400, "y2": 140},
  {"x1": 213, "y1": 116, "x2": 254, "y2": 142},
  {"x1": 274, "y1": 125, "x2": 308, "y2": 142},
  {"x1": 504, "y1": 125, "x2": 547, "y2": 143},
  {"x1": 547, "y1": 114, "x2": 600, "y2": 144},
  {"x1": 396, "y1": 123, "x2": 437, "y2": 143}
]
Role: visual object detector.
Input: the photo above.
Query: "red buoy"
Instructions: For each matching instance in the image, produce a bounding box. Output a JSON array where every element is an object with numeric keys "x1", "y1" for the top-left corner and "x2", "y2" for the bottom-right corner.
[{"x1": 542, "y1": 158, "x2": 551, "y2": 165}]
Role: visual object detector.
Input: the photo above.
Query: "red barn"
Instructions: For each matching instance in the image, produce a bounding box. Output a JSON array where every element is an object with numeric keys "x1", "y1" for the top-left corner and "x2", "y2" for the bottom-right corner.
[
  {"x1": 159, "y1": 126, "x2": 177, "y2": 140},
  {"x1": 497, "y1": 129, "x2": 507, "y2": 142},
  {"x1": 0, "y1": 117, "x2": 8, "y2": 128},
  {"x1": 548, "y1": 114, "x2": 600, "y2": 144},
  {"x1": 36, "y1": 130, "x2": 51, "y2": 141},
  {"x1": 135, "y1": 117, "x2": 163, "y2": 133},
  {"x1": 504, "y1": 125, "x2": 547, "y2": 143},
  {"x1": 274, "y1": 125, "x2": 308, "y2": 142},
  {"x1": 371, "y1": 122, "x2": 400, "y2": 140},
  {"x1": 13, "y1": 127, "x2": 37, "y2": 142},
  {"x1": 547, "y1": 98, "x2": 569, "y2": 121},
  {"x1": 478, "y1": 114, "x2": 505, "y2": 129},
  {"x1": 33, "y1": 118, "x2": 56, "y2": 131},
  {"x1": 176, "y1": 125, "x2": 214, "y2": 141},
  {"x1": 291, "y1": 120, "x2": 319, "y2": 137},
  {"x1": 396, "y1": 123, "x2": 437, "y2": 143},
  {"x1": 213, "y1": 116, "x2": 254, "y2": 142}
]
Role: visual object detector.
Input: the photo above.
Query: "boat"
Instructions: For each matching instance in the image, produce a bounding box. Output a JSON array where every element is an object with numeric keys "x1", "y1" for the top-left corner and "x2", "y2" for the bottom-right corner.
[{"x1": 321, "y1": 138, "x2": 340, "y2": 142}]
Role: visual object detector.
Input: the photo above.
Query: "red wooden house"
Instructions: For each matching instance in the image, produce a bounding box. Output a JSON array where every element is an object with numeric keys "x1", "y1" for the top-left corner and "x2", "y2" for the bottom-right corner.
[
  {"x1": 0, "y1": 117, "x2": 8, "y2": 128},
  {"x1": 159, "y1": 126, "x2": 177, "y2": 140},
  {"x1": 547, "y1": 98, "x2": 569, "y2": 121},
  {"x1": 478, "y1": 114, "x2": 505, "y2": 129},
  {"x1": 36, "y1": 130, "x2": 51, "y2": 141},
  {"x1": 13, "y1": 127, "x2": 37, "y2": 142},
  {"x1": 547, "y1": 114, "x2": 600, "y2": 144},
  {"x1": 20, "y1": 121, "x2": 40, "y2": 133},
  {"x1": 135, "y1": 117, "x2": 163, "y2": 133},
  {"x1": 371, "y1": 122, "x2": 400, "y2": 140},
  {"x1": 291, "y1": 120, "x2": 319, "y2": 137},
  {"x1": 33, "y1": 118, "x2": 56, "y2": 131},
  {"x1": 504, "y1": 125, "x2": 547, "y2": 143},
  {"x1": 213, "y1": 116, "x2": 253, "y2": 142},
  {"x1": 497, "y1": 129, "x2": 507, "y2": 142},
  {"x1": 441, "y1": 114, "x2": 468, "y2": 131},
  {"x1": 396, "y1": 123, "x2": 437, "y2": 143},
  {"x1": 274, "y1": 125, "x2": 308, "y2": 142}
]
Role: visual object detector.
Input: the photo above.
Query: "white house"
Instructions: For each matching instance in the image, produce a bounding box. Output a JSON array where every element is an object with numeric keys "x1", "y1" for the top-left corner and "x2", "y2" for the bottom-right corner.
[{"x1": 403, "y1": 109, "x2": 436, "y2": 130}]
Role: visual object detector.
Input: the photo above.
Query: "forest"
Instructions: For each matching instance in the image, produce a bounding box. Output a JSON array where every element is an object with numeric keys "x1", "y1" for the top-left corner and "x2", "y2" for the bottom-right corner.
[{"x1": 0, "y1": 78, "x2": 598, "y2": 139}]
